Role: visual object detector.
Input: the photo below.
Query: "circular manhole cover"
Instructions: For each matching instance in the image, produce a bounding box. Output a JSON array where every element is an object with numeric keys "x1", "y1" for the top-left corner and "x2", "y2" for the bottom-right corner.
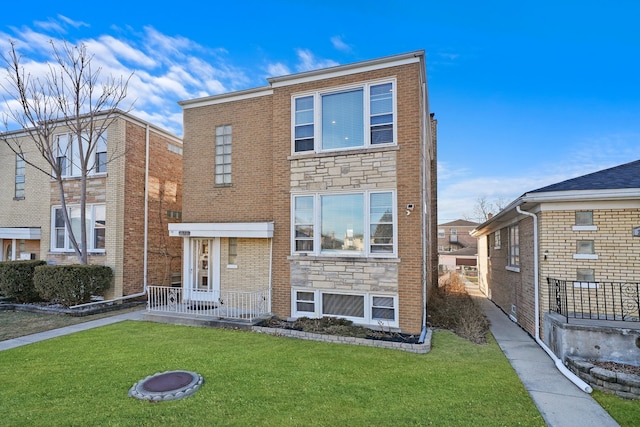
[{"x1": 129, "y1": 370, "x2": 204, "y2": 401}]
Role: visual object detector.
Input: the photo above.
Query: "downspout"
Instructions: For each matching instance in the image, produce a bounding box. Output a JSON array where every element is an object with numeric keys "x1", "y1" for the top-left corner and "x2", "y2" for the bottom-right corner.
[
  {"x1": 419, "y1": 75, "x2": 429, "y2": 344},
  {"x1": 143, "y1": 124, "x2": 150, "y2": 293},
  {"x1": 268, "y1": 236, "x2": 273, "y2": 314},
  {"x1": 516, "y1": 205, "x2": 592, "y2": 393}
]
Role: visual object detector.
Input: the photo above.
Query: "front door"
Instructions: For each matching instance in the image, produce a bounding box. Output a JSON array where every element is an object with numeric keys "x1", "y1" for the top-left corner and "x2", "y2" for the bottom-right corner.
[{"x1": 188, "y1": 238, "x2": 220, "y2": 301}]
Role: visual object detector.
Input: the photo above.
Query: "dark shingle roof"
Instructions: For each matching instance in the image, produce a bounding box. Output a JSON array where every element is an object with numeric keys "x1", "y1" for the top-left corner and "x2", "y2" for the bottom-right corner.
[{"x1": 530, "y1": 160, "x2": 640, "y2": 193}]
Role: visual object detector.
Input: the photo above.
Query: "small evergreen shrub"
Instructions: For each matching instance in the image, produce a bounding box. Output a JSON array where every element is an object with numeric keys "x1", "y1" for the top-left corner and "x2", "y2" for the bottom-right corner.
[
  {"x1": 34, "y1": 264, "x2": 113, "y2": 306},
  {"x1": 0, "y1": 260, "x2": 46, "y2": 303}
]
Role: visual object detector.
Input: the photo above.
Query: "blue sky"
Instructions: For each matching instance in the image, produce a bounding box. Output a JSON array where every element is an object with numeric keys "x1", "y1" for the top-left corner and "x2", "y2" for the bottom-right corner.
[{"x1": 1, "y1": 1, "x2": 639, "y2": 222}]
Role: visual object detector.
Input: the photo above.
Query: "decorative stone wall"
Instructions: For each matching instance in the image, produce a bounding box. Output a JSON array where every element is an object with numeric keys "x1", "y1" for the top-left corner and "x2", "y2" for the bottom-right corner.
[
  {"x1": 566, "y1": 356, "x2": 640, "y2": 400},
  {"x1": 290, "y1": 257, "x2": 399, "y2": 293}
]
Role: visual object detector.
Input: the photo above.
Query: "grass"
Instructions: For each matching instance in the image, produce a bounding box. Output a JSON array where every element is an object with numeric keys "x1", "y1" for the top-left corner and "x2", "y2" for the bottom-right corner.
[
  {"x1": 0, "y1": 306, "x2": 143, "y2": 341},
  {"x1": 0, "y1": 321, "x2": 545, "y2": 426},
  {"x1": 592, "y1": 391, "x2": 640, "y2": 427}
]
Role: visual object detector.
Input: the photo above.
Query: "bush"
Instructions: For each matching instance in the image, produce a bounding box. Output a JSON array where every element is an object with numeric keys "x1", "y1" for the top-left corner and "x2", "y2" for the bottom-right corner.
[
  {"x1": 428, "y1": 272, "x2": 490, "y2": 344},
  {"x1": 33, "y1": 264, "x2": 113, "y2": 306},
  {"x1": 0, "y1": 260, "x2": 46, "y2": 303}
]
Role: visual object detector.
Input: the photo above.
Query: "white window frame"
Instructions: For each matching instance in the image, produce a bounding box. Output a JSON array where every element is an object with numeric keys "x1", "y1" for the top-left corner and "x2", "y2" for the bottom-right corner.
[
  {"x1": 493, "y1": 231, "x2": 501, "y2": 249},
  {"x1": 508, "y1": 224, "x2": 520, "y2": 268},
  {"x1": 291, "y1": 190, "x2": 397, "y2": 258},
  {"x1": 15, "y1": 154, "x2": 25, "y2": 199},
  {"x1": 215, "y1": 125, "x2": 232, "y2": 185},
  {"x1": 50, "y1": 204, "x2": 106, "y2": 253},
  {"x1": 291, "y1": 289, "x2": 399, "y2": 328},
  {"x1": 54, "y1": 131, "x2": 107, "y2": 178},
  {"x1": 291, "y1": 79, "x2": 397, "y2": 154}
]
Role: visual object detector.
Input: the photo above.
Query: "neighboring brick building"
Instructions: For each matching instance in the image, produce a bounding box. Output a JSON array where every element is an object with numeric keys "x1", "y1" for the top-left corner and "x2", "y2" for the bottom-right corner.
[
  {"x1": 472, "y1": 160, "x2": 640, "y2": 339},
  {"x1": 169, "y1": 51, "x2": 437, "y2": 334},
  {"x1": 0, "y1": 112, "x2": 183, "y2": 299},
  {"x1": 437, "y1": 219, "x2": 478, "y2": 252}
]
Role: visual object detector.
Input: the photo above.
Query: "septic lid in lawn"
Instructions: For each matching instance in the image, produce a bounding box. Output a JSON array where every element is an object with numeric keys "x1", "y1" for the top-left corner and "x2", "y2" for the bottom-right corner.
[{"x1": 128, "y1": 370, "x2": 204, "y2": 401}]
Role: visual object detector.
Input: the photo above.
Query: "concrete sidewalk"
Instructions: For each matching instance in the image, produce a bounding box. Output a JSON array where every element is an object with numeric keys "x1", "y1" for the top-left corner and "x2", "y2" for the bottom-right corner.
[
  {"x1": 466, "y1": 283, "x2": 620, "y2": 427},
  {"x1": 0, "y1": 309, "x2": 146, "y2": 352}
]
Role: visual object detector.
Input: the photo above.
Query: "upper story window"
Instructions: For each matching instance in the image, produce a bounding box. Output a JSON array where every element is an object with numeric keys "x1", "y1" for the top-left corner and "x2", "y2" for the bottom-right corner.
[
  {"x1": 15, "y1": 154, "x2": 25, "y2": 199},
  {"x1": 292, "y1": 190, "x2": 396, "y2": 257},
  {"x1": 292, "y1": 80, "x2": 396, "y2": 153},
  {"x1": 508, "y1": 224, "x2": 519, "y2": 267},
  {"x1": 215, "y1": 125, "x2": 232, "y2": 185},
  {"x1": 437, "y1": 228, "x2": 445, "y2": 238},
  {"x1": 51, "y1": 204, "x2": 106, "y2": 252},
  {"x1": 55, "y1": 132, "x2": 108, "y2": 178}
]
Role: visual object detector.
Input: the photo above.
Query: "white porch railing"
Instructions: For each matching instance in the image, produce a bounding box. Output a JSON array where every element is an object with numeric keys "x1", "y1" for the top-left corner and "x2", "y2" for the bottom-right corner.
[{"x1": 147, "y1": 286, "x2": 270, "y2": 322}]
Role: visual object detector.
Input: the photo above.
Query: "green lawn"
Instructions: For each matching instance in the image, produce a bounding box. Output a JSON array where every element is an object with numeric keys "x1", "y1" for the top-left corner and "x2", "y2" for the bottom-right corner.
[
  {"x1": 0, "y1": 321, "x2": 543, "y2": 426},
  {"x1": 2, "y1": 320, "x2": 638, "y2": 426}
]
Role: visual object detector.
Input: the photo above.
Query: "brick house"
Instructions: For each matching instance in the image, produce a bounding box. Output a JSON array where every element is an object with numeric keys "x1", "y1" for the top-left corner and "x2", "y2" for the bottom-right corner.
[
  {"x1": 472, "y1": 160, "x2": 640, "y2": 349},
  {"x1": 166, "y1": 51, "x2": 437, "y2": 334},
  {"x1": 0, "y1": 111, "x2": 183, "y2": 300},
  {"x1": 437, "y1": 219, "x2": 478, "y2": 252}
]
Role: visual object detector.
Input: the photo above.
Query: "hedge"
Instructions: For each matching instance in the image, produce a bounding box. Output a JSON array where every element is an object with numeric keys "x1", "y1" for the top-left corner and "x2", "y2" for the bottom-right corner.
[
  {"x1": 0, "y1": 260, "x2": 46, "y2": 303},
  {"x1": 33, "y1": 264, "x2": 113, "y2": 306}
]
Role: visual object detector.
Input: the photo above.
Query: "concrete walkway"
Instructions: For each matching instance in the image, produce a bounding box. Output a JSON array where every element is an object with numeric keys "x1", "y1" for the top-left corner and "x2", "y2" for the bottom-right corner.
[
  {"x1": 0, "y1": 309, "x2": 146, "y2": 352},
  {"x1": 466, "y1": 283, "x2": 620, "y2": 427}
]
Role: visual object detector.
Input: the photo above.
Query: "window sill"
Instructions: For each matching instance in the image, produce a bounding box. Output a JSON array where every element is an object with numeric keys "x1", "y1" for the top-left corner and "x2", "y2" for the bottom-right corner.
[
  {"x1": 288, "y1": 254, "x2": 400, "y2": 263},
  {"x1": 505, "y1": 266, "x2": 520, "y2": 273},
  {"x1": 289, "y1": 144, "x2": 399, "y2": 160},
  {"x1": 214, "y1": 183, "x2": 232, "y2": 188},
  {"x1": 572, "y1": 225, "x2": 597, "y2": 231},
  {"x1": 573, "y1": 254, "x2": 598, "y2": 260}
]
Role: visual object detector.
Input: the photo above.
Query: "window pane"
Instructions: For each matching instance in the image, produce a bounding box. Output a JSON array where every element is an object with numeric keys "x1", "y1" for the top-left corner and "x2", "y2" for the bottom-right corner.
[
  {"x1": 94, "y1": 229, "x2": 105, "y2": 249},
  {"x1": 295, "y1": 110, "x2": 314, "y2": 125},
  {"x1": 295, "y1": 124, "x2": 314, "y2": 139},
  {"x1": 294, "y1": 196, "x2": 314, "y2": 252},
  {"x1": 370, "y1": 83, "x2": 393, "y2": 115},
  {"x1": 577, "y1": 240, "x2": 594, "y2": 254},
  {"x1": 322, "y1": 293, "x2": 364, "y2": 317},
  {"x1": 322, "y1": 89, "x2": 364, "y2": 150},
  {"x1": 321, "y1": 194, "x2": 364, "y2": 253},
  {"x1": 576, "y1": 211, "x2": 593, "y2": 226},
  {"x1": 295, "y1": 96, "x2": 314, "y2": 112},
  {"x1": 577, "y1": 268, "x2": 595, "y2": 282},
  {"x1": 370, "y1": 192, "x2": 394, "y2": 253}
]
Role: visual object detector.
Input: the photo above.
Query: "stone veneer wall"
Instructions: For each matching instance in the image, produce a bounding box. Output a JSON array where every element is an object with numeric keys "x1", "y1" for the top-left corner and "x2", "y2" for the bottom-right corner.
[
  {"x1": 290, "y1": 257, "x2": 399, "y2": 293},
  {"x1": 566, "y1": 357, "x2": 640, "y2": 400}
]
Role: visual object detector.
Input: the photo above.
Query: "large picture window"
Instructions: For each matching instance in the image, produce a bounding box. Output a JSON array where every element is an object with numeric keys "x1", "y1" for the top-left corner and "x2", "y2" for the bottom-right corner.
[
  {"x1": 51, "y1": 204, "x2": 106, "y2": 252},
  {"x1": 55, "y1": 132, "x2": 107, "y2": 178},
  {"x1": 292, "y1": 191, "x2": 396, "y2": 257},
  {"x1": 292, "y1": 80, "x2": 396, "y2": 153}
]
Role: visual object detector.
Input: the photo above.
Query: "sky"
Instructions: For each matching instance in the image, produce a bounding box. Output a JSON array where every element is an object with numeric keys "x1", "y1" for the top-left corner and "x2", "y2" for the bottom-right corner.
[{"x1": 1, "y1": 1, "x2": 639, "y2": 223}]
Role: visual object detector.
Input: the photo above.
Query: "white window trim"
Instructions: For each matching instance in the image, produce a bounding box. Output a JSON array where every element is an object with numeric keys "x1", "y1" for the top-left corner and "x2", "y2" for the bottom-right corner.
[
  {"x1": 291, "y1": 190, "x2": 398, "y2": 258},
  {"x1": 291, "y1": 78, "x2": 397, "y2": 155},
  {"x1": 50, "y1": 204, "x2": 106, "y2": 253},
  {"x1": 290, "y1": 288, "x2": 399, "y2": 328},
  {"x1": 54, "y1": 131, "x2": 107, "y2": 179},
  {"x1": 573, "y1": 281, "x2": 599, "y2": 289}
]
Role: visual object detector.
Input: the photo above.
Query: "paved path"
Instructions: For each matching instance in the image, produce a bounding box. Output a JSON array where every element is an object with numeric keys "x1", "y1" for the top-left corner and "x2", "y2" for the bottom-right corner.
[
  {"x1": 0, "y1": 309, "x2": 145, "y2": 352},
  {"x1": 466, "y1": 283, "x2": 620, "y2": 427}
]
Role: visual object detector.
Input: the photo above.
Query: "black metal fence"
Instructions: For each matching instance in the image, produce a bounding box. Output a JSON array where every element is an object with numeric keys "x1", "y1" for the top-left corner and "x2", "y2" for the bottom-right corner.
[{"x1": 547, "y1": 277, "x2": 640, "y2": 322}]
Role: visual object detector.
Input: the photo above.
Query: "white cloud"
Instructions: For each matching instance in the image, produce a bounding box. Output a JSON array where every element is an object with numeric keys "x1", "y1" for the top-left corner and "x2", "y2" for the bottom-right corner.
[
  {"x1": 266, "y1": 62, "x2": 290, "y2": 78},
  {"x1": 295, "y1": 49, "x2": 339, "y2": 72},
  {"x1": 331, "y1": 35, "x2": 352, "y2": 53}
]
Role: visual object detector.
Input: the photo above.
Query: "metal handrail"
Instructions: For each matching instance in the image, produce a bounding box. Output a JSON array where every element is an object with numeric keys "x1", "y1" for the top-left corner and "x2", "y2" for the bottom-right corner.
[{"x1": 547, "y1": 277, "x2": 640, "y2": 322}]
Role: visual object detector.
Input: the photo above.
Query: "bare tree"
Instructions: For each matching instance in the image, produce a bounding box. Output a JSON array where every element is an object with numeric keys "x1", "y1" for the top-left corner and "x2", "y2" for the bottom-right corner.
[
  {"x1": 0, "y1": 40, "x2": 132, "y2": 264},
  {"x1": 465, "y1": 196, "x2": 510, "y2": 223}
]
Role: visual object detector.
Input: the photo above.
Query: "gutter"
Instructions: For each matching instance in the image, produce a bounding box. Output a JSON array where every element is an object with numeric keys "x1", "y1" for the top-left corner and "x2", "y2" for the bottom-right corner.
[{"x1": 515, "y1": 205, "x2": 592, "y2": 393}]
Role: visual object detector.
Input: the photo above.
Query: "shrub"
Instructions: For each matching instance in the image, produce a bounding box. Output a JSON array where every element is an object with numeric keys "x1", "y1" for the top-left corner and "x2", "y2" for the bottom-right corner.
[
  {"x1": 33, "y1": 264, "x2": 113, "y2": 306},
  {"x1": 428, "y1": 272, "x2": 490, "y2": 344},
  {"x1": 0, "y1": 260, "x2": 46, "y2": 303}
]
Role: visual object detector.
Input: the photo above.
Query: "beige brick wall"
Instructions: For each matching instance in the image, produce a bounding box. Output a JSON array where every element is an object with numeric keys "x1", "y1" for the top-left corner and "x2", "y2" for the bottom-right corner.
[
  {"x1": 181, "y1": 59, "x2": 432, "y2": 334},
  {"x1": 219, "y1": 238, "x2": 271, "y2": 292}
]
